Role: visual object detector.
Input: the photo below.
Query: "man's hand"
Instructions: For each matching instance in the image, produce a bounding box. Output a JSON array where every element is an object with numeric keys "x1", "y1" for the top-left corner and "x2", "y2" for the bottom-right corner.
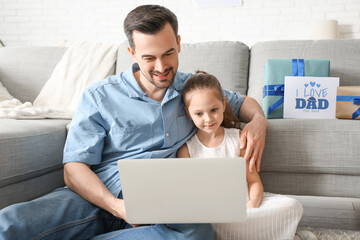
[
  {"x1": 237, "y1": 96, "x2": 268, "y2": 172},
  {"x1": 239, "y1": 113, "x2": 267, "y2": 173},
  {"x1": 113, "y1": 198, "x2": 138, "y2": 227}
]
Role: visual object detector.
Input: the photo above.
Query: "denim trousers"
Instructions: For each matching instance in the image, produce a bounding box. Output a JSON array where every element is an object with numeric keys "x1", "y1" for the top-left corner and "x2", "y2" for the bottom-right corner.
[{"x1": 0, "y1": 187, "x2": 213, "y2": 240}]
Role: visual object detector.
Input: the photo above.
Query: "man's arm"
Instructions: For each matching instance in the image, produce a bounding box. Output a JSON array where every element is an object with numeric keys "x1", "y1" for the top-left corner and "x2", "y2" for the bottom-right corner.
[
  {"x1": 238, "y1": 96, "x2": 268, "y2": 172},
  {"x1": 62, "y1": 88, "x2": 139, "y2": 225},
  {"x1": 64, "y1": 162, "x2": 133, "y2": 224}
]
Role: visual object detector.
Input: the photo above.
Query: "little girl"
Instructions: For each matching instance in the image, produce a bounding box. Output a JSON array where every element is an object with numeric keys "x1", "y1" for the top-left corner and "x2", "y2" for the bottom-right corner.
[{"x1": 177, "y1": 71, "x2": 304, "y2": 240}]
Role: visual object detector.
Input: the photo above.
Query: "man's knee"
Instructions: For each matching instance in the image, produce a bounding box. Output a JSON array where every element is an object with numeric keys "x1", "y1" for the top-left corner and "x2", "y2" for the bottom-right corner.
[{"x1": 0, "y1": 202, "x2": 29, "y2": 238}]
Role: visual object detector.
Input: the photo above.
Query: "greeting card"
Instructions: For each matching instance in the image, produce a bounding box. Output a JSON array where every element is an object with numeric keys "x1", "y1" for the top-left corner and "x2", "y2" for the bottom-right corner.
[{"x1": 283, "y1": 76, "x2": 340, "y2": 119}]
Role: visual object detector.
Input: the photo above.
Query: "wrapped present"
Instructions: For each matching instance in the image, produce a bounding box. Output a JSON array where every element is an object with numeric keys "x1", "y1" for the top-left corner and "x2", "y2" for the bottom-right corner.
[
  {"x1": 336, "y1": 86, "x2": 360, "y2": 120},
  {"x1": 263, "y1": 59, "x2": 330, "y2": 118}
]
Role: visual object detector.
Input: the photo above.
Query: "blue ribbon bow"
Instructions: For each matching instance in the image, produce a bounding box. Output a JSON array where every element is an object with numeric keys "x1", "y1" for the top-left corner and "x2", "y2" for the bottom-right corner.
[
  {"x1": 292, "y1": 59, "x2": 304, "y2": 77},
  {"x1": 263, "y1": 84, "x2": 285, "y2": 114},
  {"x1": 264, "y1": 59, "x2": 304, "y2": 115},
  {"x1": 336, "y1": 95, "x2": 360, "y2": 119}
]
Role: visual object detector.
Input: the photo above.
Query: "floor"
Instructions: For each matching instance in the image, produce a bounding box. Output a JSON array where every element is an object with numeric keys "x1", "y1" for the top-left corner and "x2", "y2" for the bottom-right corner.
[
  {"x1": 289, "y1": 195, "x2": 360, "y2": 230},
  {"x1": 288, "y1": 195, "x2": 360, "y2": 239},
  {"x1": 297, "y1": 227, "x2": 360, "y2": 239}
]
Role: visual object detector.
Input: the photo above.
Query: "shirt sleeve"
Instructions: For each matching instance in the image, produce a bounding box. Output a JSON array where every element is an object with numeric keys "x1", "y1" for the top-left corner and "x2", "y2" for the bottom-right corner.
[
  {"x1": 223, "y1": 89, "x2": 245, "y2": 116},
  {"x1": 63, "y1": 88, "x2": 107, "y2": 165}
]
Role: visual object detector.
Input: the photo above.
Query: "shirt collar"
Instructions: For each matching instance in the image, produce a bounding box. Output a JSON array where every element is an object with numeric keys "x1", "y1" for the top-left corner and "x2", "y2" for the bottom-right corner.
[
  {"x1": 162, "y1": 72, "x2": 183, "y2": 103},
  {"x1": 123, "y1": 64, "x2": 147, "y2": 98}
]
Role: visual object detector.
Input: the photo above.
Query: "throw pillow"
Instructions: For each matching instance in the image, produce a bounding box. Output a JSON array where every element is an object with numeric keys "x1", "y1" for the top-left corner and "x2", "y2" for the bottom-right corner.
[
  {"x1": 0, "y1": 81, "x2": 14, "y2": 101},
  {"x1": 33, "y1": 41, "x2": 119, "y2": 115}
]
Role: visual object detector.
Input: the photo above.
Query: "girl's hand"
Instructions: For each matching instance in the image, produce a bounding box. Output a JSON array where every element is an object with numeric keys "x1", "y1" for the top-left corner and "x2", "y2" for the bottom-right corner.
[{"x1": 247, "y1": 200, "x2": 260, "y2": 209}]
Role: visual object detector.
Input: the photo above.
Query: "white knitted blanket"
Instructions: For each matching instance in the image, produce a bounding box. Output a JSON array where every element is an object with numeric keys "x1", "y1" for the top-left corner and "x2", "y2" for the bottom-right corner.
[{"x1": 0, "y1": 41, "x2": 119, "y2": 119}]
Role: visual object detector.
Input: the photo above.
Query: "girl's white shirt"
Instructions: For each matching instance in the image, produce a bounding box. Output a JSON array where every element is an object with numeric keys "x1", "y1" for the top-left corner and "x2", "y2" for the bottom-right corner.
[{"x1": 186, "y1": 127, "x2": 240, "y2": 158}]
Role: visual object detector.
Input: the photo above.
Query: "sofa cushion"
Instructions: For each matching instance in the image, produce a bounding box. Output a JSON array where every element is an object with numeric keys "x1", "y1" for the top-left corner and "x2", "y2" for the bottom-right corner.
[
  {"x1": 0, "y1": 47, "x2": 66, "y2": 103},
  {"x1": 0, "y1": 119, "x2": 70, "y2": 190},
  {"x1": 116, "y1": 41, "x2": 250, "y2": 95},
  {"x1": 248, "y1": 39, "x2": 360, "y2": 106},
  {"x1": 0, "y1": 169, "x2": 64, "y2": 209},
  {"x1": 260, "y1": 172, "x2": 360, "y2": 198},
  {"x1": 261, "y1": 119, "x2": 360, "y2": 175}
]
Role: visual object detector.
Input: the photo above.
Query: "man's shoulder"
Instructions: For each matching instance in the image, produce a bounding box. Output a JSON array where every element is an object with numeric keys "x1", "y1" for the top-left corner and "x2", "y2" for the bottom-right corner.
[
  {"x1": 173, "y1": 71, "x2": 193, "y2": 90},
  {"x1": 85, "y1": 74, "x2": 127, "y2": 95},
  {"x1": 176, "y1": 71, "x2": 193, "y2": 82}
]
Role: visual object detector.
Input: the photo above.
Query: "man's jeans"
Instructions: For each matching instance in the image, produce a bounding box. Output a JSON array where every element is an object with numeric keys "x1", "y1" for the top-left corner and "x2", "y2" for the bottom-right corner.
[{"x1": 0, "y1": 187, "x2": 213, "y2": 240}]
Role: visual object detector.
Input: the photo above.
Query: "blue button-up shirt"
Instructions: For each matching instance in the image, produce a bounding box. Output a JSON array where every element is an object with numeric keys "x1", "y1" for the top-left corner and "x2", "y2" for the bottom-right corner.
[{"x1": 63, "y1": 64, "x2": 244, "y2": 197}]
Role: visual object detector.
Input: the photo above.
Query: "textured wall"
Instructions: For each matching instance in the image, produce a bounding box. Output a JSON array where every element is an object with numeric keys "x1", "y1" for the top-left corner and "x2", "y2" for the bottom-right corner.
[{"x1": 0, "y1": 0, "x2": 359, "y2": 47}]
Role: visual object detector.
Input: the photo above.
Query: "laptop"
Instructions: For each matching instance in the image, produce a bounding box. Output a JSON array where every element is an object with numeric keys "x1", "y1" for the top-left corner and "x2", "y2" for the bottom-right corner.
[{"x1": 117, "y1": 157, "x2": 247, "y2": 224}]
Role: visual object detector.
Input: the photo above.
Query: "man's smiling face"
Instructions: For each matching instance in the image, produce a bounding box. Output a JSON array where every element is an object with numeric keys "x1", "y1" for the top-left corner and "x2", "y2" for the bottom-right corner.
[{"x1": 128, "y1": 23, "x2": 181, "y2": 90}]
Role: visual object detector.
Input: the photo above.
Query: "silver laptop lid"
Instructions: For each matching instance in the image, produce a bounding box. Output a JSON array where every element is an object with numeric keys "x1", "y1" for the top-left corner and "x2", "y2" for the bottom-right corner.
[{"x1": 117, "y1": 157, "x2": 247, "y2": 224}]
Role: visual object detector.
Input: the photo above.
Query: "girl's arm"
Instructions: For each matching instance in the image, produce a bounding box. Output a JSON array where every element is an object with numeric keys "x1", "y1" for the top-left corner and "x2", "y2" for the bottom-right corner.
[
  {"x1": 246, "y1": 159, "x2": 264, "y2": 209},
  {"x1": 177, "y1": 143, "x2": 190, "y2": 158}
]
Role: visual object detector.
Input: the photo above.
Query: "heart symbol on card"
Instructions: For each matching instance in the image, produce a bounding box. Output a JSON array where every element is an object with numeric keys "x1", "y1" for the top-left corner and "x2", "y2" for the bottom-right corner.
[
  {"x1": 316, "y1": 84, "x2": 321, "y2": 88},
  {"x1": 304, "y1": 83, "x2": 309, "y2": 87},
  {"x1": 310, "y1": 81, "x2": 316, "y2": 87}
]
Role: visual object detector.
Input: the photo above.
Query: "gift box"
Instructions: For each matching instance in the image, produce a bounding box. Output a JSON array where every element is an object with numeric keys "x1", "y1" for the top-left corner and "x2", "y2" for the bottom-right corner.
[
  {"x1": 336, "y1": 86, "x2": 360, "y2": 120},
  {"x1": 263, "y1": 59, "x2": 330, "y2": 119}
]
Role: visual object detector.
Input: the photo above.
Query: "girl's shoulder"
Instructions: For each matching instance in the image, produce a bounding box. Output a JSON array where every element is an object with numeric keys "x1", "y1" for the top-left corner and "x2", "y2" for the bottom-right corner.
[
  {"x1": 224, "y1": 127, "x2": 241, "y2": 135},
  {"x1": 177, "y1": 143, "x2": 190, "y2": 158},
  {"x1": 224, "y1": 127, "x2": 241, "y2": 142},
  {"x1": 186, "y1": 132, "x2": 198, "y2": 145}
]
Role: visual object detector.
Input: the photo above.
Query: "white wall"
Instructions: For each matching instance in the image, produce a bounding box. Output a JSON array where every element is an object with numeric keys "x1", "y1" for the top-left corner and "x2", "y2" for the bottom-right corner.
[{"x1": 0, "y1": 0, "x2": 359, "y2": 47}]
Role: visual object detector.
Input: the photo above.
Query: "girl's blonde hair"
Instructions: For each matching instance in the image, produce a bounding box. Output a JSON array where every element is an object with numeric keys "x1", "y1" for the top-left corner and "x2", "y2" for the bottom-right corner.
[{"x1": 183, "y1": 71, "x2": 241, "y2": 129}]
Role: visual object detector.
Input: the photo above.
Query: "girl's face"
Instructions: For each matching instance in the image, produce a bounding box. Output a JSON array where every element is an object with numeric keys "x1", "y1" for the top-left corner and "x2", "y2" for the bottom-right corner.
[{"x1": 185, "y1": 88, "x2": 226, "y2": 134}]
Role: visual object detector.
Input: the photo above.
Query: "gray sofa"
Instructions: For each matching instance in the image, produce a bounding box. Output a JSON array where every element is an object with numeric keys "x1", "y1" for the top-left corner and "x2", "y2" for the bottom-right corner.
[{"x1": 0, "y1": 39, "x2": 359, "y2": 230}]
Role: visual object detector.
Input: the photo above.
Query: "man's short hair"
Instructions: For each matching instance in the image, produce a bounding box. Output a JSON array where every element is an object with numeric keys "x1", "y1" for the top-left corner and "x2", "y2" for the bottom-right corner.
[{"x1": 124, "y1": 5, "x2": 178, "y2": 50}]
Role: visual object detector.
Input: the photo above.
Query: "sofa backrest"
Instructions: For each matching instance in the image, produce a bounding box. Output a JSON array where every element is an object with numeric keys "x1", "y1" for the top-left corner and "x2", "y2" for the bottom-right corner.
[
  {"x1": 248, "y1": 39, "x2": 360, "y2": 106},
  {"x1": 116, "y1": 41, "x2": 250, "y2": 95},
  {"x1": 0, "y1": 47, "x2": 67, "y2": 103}
]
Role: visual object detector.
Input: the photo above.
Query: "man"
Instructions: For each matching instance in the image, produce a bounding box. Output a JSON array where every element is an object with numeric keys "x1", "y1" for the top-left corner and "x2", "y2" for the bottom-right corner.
[{"x1": 0, "y1": 5, "x2": 267, "y2": 240}]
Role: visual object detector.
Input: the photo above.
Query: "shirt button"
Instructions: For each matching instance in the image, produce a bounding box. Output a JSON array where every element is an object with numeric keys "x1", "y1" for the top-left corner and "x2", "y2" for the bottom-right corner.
[{"x1": 165, "y1": 133, "x2": 169, "y2": 137}]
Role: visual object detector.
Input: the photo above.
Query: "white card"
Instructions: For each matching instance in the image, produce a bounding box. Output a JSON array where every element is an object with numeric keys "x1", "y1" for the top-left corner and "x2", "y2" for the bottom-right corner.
[{"x1": 284, "y1": 76, "x2": 340, "y2": 119}]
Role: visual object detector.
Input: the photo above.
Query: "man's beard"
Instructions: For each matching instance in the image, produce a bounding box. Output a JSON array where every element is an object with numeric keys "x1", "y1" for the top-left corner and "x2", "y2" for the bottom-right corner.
[{"x1": 141, "y1": 67, "x2": 175, "y2": 89}]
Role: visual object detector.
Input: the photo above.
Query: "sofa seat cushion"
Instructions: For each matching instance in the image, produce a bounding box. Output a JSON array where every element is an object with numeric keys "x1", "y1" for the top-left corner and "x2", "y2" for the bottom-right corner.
[
  {"x1": 260, "y1": 172, "x2": 360, "y2": 198},
  {"x1": 0, "y1": 119, "x2": 70, "y2": 188},
  {"x1": 261, "y1": 119, "x2": 360, "y2": 175}
]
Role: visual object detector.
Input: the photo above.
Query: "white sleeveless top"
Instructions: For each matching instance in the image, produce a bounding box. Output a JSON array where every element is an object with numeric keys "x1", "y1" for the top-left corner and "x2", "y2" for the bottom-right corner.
[{"x1": 186, "y1": 128, "x2": 240, "y2": 158}]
